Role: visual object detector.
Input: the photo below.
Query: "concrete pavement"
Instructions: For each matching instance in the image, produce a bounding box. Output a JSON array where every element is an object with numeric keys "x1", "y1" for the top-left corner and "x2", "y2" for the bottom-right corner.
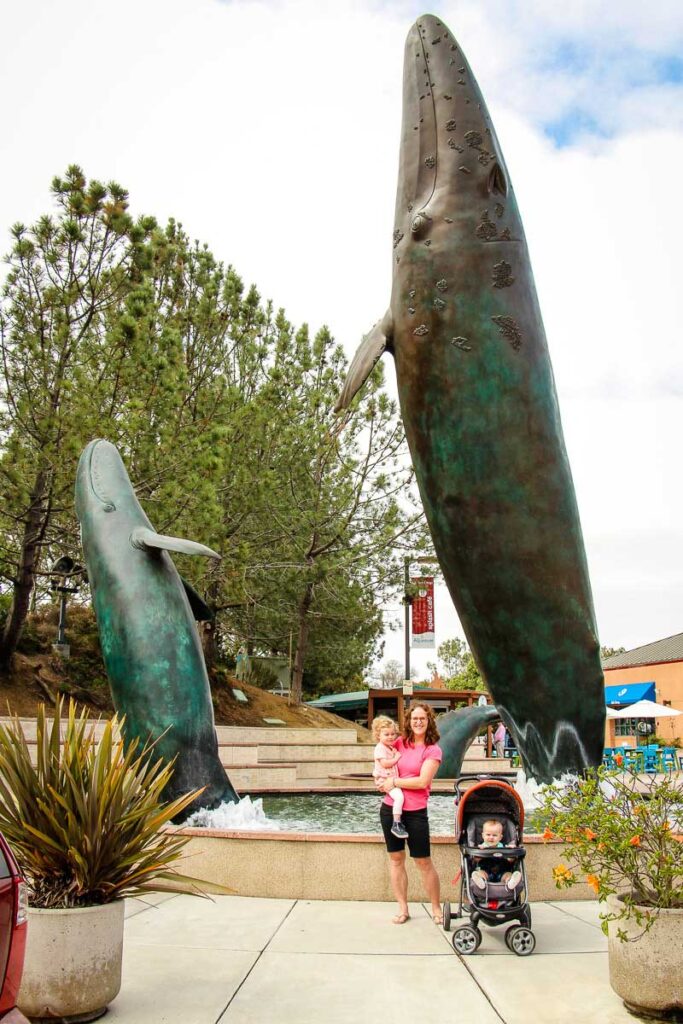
[{"x1": 108, "y1": 894, "x2": 634, "y2": 1024}]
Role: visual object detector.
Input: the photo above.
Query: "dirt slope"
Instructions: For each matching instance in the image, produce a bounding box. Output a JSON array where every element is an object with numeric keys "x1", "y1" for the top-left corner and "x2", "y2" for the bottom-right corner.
[{"x1": 1, "y1": 648, "x2": 369, "y2": 738}]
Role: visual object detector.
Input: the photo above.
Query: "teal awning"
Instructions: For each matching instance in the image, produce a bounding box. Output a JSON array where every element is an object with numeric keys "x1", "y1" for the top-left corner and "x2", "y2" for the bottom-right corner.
[
  {"x1": 605, "y1": 682, "x2": 655, "y2": 706},
  {"x1": 306, "y1": 690, "x2": 369, "y2": 712}
]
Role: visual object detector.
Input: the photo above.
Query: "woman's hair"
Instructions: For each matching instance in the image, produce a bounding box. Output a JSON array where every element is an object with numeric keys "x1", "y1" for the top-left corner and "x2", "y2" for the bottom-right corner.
[
  {"x1": 371, "y1": 715, "x2": 399, "y2": 742},
  {"x1": 404, "y1": 702, "x2": 440, "y2": 746}
]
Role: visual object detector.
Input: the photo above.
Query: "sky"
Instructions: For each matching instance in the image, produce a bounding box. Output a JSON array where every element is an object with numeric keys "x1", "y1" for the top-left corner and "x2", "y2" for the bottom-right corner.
[{"x1": 2, "y1": 0, "x2": 682, "y2": 680}]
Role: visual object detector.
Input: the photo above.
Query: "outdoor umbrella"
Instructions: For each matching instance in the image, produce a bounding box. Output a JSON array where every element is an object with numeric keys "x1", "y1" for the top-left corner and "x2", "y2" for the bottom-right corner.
[
  {"x1": 606, "y1": 698, "x2": 681, "y2": 746},
  {"x1": 605, "y1": 699, "x2": 681, "y2": 719}
]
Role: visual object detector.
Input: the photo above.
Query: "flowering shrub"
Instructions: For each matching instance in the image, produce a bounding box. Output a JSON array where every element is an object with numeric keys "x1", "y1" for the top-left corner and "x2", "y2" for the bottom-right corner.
[{"x1": 534, "y1": 767, "x2": 683, "y2": 940}]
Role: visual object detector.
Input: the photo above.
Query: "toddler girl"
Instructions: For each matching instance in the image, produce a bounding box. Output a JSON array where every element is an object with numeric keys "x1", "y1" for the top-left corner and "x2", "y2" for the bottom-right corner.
[{"x1": 371, "y1": 716, "x2": 408, "y2": 838}]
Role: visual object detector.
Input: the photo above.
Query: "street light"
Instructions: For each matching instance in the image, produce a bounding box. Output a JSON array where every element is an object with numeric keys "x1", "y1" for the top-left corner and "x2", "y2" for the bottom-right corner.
[{"x1": 50, "y1": 556, "x2": 85, "y2": 657}]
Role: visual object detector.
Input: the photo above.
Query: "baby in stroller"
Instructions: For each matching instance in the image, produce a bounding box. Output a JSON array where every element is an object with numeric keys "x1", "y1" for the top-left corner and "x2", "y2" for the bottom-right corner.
[
  {"x1": 471, "y1": 818, "x2": 522, "y2": 892},
  {"x1": 443, "y1": 775, "x2": 536, "y2": 956}
]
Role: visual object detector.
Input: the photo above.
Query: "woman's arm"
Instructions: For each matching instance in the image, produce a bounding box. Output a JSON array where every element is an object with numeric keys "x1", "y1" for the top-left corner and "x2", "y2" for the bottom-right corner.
[{"x1": 379, "y1": 758, "x2": 440, "y2": 792}]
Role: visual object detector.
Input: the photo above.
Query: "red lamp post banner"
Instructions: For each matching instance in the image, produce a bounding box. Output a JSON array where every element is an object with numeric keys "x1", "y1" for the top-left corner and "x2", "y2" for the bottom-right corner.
[{"x1": 411, "y1": 576, "x2": 435, "y2": 648}]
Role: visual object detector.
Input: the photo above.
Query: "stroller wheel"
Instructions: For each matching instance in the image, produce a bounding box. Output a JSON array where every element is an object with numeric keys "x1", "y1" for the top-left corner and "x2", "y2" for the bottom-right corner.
[
  {"x1": 452, "y1": 925, "x2": 481, "y2": 955},
  {"x1": 443, "y1": 901, "x2": 451, "y2": 932},
  {"x1": 505, "y1": 925, "x2": 535, "y2": 956}
]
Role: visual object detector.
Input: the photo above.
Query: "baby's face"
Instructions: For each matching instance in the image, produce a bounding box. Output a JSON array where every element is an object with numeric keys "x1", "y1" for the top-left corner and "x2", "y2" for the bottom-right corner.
[
  {"x1": 482, "y1": 823, "x2": 503, "y2": 845},
  {"x1": 379, "y1": 726, "x2": 397, "y2": 746}
]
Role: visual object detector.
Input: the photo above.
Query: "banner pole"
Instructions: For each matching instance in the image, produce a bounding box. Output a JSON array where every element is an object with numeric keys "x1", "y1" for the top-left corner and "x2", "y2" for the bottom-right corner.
[{"x1": 404, "y1": 555, "x2": 411, "y2": 686}]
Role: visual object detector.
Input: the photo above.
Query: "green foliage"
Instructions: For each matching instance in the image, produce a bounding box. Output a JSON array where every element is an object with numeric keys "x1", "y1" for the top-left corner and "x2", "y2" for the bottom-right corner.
[
  {"x1": 600, "y1": 645, "x2": 626, "y2": 660},
  {"x1": 533, "y1": 767, "x2": 683, "y2": 938},
  {"x1": 0, "y1": 166, "x2": 430, "y2": 691},
  {"x1": 435, "y1": 636, "x2": 485, "y2": 691},
  {"x1": 0, "y1": 699, "x2": 232, "y2": 908}
]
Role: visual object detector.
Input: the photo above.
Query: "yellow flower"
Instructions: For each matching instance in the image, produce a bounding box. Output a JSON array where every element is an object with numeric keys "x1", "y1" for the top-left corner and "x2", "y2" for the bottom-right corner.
[{"x1": 586, "y1": 874, "x2": 600, "y2": 894}]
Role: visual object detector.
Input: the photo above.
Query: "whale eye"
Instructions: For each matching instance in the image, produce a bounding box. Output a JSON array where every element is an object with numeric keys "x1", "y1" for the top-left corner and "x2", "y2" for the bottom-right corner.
[{"x1": 411, "y1": 213, "x2": 430, "y2": 237}]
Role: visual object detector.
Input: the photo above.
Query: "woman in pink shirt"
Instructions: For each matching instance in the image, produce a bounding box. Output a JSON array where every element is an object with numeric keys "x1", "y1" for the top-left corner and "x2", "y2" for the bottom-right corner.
[{"x1": 377, "y1": 701, "x2": 443, "y2": 925}]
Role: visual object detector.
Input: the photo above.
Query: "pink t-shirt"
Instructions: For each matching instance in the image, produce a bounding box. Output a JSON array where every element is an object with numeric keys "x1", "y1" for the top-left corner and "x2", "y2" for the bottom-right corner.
[{"x1": 382, "y1": 737, "x2": 442, "y2": 812}]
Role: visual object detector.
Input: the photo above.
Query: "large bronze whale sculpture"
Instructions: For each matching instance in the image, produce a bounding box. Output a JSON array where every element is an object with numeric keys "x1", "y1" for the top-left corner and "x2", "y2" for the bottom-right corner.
[
  {"x1": 75, "y1": 439, "x2": 239, "y2": 816},
  {"x1": 337, "y1": 14, "x2": 604, "y2": 782}
]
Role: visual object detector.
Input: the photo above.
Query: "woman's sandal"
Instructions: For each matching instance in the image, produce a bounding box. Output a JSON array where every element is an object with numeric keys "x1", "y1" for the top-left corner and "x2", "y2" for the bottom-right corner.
[
  {"x1": 392, "y1": 912, "x2": 410, "y2": 925},
  {"x1": 432, "y1": 911, "x2": 443, "y2": 925}
]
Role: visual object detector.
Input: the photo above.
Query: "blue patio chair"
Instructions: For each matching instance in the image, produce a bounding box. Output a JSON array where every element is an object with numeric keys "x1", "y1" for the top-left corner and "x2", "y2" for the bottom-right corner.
[
  {"x1": 623, "y1": 749, "x2": 645, "y2": 772},
  {"x1": 657, "y1": 748, "x2": 676, "y2": 772},
  {"x1": 602, "y1": 748, "x2": 616, "y2": 769}
]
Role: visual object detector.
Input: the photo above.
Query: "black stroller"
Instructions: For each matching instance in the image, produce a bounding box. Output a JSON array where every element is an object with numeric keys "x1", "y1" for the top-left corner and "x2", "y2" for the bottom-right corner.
[{"x1": 443, "y1": 774, "x2": 536, "y2": 956}]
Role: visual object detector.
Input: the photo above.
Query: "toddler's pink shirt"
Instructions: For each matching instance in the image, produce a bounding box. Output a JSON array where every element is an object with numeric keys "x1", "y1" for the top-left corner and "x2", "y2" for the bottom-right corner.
[
  {"x1": 382, "y1": 737, "x2": 442, "y2": 811},
  {"x1": 373, "y1": 741, "x2": 398, "y2": 781}
]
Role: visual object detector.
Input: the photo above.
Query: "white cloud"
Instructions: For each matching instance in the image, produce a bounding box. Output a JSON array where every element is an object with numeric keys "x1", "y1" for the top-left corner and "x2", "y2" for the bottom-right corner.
[{"x1": 1, "y1": 0, "x2": 681, "y2": 668}]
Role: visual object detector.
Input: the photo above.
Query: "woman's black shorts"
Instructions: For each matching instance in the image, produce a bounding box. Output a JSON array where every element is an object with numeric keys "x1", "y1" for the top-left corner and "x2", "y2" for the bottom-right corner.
[{"x1": 380, "y1": 804, "x2": 431, "y2": 858}]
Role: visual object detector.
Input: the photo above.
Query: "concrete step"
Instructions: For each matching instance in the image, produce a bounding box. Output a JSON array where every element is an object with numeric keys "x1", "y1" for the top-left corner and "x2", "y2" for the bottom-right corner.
[
  {"x1": 228, "y1": 764, "x2": 298, "y2": 788},
  {"x1": 0, "y1": 717, "x2": 114, "y2": 741},
  {"x1": 257, "y1": 743, "x2": 374, "y2": 762},
  {"x1": 218, "y1": 746, "x2": 259, "y2": 766},
  {"x1": 293, "y1": 760, "x2": 373, "y2": 780},
  {"x1": 215, "y1": 726, "x2": 360, "y2": 745}
]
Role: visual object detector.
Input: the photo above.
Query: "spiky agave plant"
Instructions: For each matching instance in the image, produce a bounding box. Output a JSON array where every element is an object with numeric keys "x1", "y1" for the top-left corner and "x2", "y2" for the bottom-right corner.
[{"x1": 0, "y1": 699, "x2": 231, "y2": 908}]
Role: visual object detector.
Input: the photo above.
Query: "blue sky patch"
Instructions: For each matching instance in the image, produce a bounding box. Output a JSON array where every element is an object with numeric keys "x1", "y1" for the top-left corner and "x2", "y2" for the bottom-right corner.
[{"x1": 543, "y1": 109, "x2": 609, "y2": 148}]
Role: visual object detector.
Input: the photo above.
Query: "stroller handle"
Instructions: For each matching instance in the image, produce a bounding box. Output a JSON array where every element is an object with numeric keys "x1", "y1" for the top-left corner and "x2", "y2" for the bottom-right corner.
[{"x1": 454, "y1": 772, "x2": 514, "y2": 794}]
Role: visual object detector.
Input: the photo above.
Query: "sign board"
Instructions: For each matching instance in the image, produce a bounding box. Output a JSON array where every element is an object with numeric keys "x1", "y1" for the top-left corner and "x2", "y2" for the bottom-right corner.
[
  {"x1": 402, "y1": 681, "x2": 414, "y2": 696},
  {"x1": 411, "y1": 576, "x2": 435, "y2": 648}
]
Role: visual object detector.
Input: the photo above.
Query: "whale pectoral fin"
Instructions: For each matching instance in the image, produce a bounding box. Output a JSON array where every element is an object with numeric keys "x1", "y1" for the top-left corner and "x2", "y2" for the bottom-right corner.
[
  {"x1": 334, "y1": 309, "x2": 394, "y2": 413},
  {"x1": 180, "y1": 576, "x2": 214, "y2": 621},
  {"x1": 130, "y1": 527, "x2": 221, "y2": 560},
  {"x1": 487, "y1": 161, "x2": 508, "y2": 197}
]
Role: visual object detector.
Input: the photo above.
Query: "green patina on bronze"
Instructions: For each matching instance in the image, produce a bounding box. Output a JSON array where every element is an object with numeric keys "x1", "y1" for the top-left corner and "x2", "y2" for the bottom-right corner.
[
  {"x1": 75, "y1": 439, "x2": 238, "y2": 817},
  {"x1": 338, "y1": 14, "x2": 604, "y2": 782}
]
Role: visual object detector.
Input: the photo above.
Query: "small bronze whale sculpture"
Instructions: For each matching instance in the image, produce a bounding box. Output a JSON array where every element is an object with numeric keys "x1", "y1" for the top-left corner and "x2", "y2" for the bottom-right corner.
[{"x1": 75, "y1": 439, "x2": 238, "y2": 816}]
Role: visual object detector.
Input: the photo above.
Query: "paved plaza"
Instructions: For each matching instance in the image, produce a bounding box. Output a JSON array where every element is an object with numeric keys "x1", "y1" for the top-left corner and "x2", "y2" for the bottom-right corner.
[{"x1": 108, "y1": 894, "x2": 636, "y2": 1023}]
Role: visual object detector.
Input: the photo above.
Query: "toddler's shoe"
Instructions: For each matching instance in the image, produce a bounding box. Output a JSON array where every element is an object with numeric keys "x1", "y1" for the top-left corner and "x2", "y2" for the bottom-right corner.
[
  {"x1": 471, "y1": 871, "x2": 487, "y2": 889},
  {"x1": 391, "y1": 820, "x2": 409, "y2": 839},
  {"x1": 506, "y1": 870, "x2": 522, "y2": 890}
]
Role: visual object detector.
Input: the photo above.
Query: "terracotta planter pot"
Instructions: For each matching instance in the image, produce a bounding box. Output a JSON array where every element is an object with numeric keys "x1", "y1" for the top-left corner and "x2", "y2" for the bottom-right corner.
[
  {"x1": 17, "y1": 901, "x2": 125, "y2": 1022},
  {"x1": 606, "y1": 894, "x2": 683, "y2": 1020}
]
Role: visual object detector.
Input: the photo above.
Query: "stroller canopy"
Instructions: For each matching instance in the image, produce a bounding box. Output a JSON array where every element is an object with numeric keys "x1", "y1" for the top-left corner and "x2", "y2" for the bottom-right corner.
[{"x1": 456, "y1": 779, "x2": 524, "y2": 844}]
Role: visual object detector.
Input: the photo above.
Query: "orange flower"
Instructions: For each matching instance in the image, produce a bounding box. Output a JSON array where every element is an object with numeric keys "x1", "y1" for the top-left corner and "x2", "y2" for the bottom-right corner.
[
  {"x1": 542, "y1": 827, "x2": 554, "y2": 841},
  {"x1": 597, "y1": 842, "x2": 606, "y2": 851},
  {"x1": 629, "y1": 835, "x2": 641, "y2": 847},
  {"x1": 615, "y1": 754, "x2": 624, "y2": 766},
  {"x1": 586, "y1": 874, "x2": 600, "y2": 894},
  {"x1": 584, "y1": 828, "x2": 597, "y2": 841}
]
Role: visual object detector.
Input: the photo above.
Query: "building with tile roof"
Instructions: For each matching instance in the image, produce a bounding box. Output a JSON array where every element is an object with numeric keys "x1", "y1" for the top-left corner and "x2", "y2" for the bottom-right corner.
[{"x1": 602, "y1": 632, "x2": 683, "y2": 747}]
